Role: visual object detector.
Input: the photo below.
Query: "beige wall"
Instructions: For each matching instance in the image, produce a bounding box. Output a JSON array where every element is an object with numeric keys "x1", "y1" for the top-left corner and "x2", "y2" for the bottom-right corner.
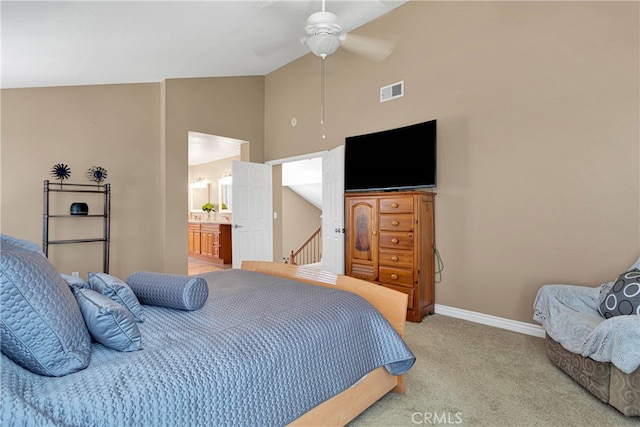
[
  {"x1": 1, "y1": 1, "x2": 638, "y2": 325},
  {"x1": 1, "y1": 77, "x2": 264, "y2": 278},
  {"x1": 264, "y1": 1, "x2": 640, "y2": 323},
  {"x1": 161, "y1": 77, "x2": 265, "y2": 273},
  {"x1": 282, "y1": 187, "x2": 322, "y2": 263},
  {"x1": 1, "y1": 83, "x2": 162, "y2": 277}
]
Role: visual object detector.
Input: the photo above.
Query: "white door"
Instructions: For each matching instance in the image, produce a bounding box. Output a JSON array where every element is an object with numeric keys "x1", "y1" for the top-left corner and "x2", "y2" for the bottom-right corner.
[
  {"x1": 321, "y1": 145, "x2": 345, "y2": 274},
  {"x1": 231, "y1": 161, "x2": 273, "y2": 269}
]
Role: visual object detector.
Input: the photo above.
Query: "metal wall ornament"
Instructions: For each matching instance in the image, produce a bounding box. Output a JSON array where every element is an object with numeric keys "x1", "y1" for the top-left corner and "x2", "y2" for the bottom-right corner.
[
  {"x1": 50, "y1": 164, "x2": 71, "y2": 186},
  {"x1": 86, "y1": 166, "x2": 107, "y2": 183}
]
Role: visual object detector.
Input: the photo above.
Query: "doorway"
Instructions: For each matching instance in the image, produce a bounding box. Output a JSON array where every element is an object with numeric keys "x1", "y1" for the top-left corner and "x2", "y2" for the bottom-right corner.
[
  {"x1": 281, "y1": 157, "x2": 323, "y2": 264},
  {"x1": 187, "y1": 131, "x2": 248, "y2": 274},
  {"x1": 268, "y1": 145, "x2": 344, "y2": 273}
]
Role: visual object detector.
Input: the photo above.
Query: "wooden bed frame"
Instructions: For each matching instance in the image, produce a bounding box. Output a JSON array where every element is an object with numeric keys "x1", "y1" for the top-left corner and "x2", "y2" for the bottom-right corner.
[{"x1": 241, "y1": 261, "x2": 409, "y2": 426}]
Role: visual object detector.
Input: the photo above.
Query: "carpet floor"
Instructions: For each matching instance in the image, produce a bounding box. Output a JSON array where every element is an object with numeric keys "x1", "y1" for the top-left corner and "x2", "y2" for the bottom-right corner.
[{"x1": 348, "y1": 314, "x2": 637, "y2": 426}]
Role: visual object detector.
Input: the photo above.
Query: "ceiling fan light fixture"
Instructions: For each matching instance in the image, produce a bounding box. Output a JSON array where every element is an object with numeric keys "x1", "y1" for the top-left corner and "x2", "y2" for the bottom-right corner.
[{"x1": 305, "y1": 33, "x2": 342, "y2": 58}]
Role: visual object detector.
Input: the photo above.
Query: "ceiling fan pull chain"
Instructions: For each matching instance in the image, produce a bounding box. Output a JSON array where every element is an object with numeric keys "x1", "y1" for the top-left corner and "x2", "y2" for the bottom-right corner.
[{"x1": 320, "y1": 57, "x2": 326, "y2": 139}]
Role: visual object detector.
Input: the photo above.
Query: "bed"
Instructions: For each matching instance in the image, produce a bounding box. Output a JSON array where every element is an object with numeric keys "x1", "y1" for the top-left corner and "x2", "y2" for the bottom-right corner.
[{"x1": 1, "y1": 234, "x2": 415, "y2": 426}]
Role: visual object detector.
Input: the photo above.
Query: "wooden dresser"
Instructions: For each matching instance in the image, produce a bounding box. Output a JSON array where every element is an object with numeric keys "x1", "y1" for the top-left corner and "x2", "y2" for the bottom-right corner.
[
  {"x1": 188, "y1": 222, "x2": 232, "y2": 265},
  {"x1": 345, "y1": 191, "x2": 435, "y2": 322}
]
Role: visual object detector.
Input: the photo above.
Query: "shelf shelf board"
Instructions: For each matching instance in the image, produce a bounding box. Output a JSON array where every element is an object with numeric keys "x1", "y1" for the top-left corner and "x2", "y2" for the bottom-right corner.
[
  {"x1": 47, "y1": 214, "x2": 106, "y2": 218},
  {"x1": 47, "y1": 238, "x2": 107, "y2": 245}
]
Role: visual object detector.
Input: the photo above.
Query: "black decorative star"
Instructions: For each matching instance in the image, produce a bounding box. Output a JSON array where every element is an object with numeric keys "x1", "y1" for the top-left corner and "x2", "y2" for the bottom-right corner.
[
  {"x1": 51, "y1": 164, "x2": 71, "y2": 183},
  {"x1": 86, "y1": 166, "x2": 107, "y2": 183}
]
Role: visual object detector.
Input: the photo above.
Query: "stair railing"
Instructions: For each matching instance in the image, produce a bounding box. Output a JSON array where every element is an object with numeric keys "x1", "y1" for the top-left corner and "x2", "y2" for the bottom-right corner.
[{"x1": 289, "y1": 227, "x2": 322, "y2": 266}]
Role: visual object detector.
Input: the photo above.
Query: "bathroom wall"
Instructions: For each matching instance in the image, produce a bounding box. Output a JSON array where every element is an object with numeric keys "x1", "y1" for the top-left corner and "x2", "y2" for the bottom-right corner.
[{"x1": 188, "y1": 155, "x2": 239, "y2": 219}]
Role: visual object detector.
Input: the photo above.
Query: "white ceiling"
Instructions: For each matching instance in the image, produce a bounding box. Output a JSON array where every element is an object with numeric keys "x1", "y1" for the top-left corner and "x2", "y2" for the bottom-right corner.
[
  {"x1": 188, "y1": 131, "x2": 247, "y2": 165},
  {"x1": 1, "y1": 0, "x2": 407, "y2": 90},
  {"x1": 282, "y1": 157, "x2": 323, "y2": 208},
  {"x1": 3, "y1": 0, "x2": 406, "y2": 181}
]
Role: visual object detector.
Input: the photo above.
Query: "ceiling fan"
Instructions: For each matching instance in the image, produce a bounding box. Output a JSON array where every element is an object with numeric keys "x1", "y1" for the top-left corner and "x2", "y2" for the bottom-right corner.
[
  {"x1": 301, "y1": 0, "x2": 396, "y2": 61},
  {"x1": 295, "y1": 0, "x2": 397, "y2": 139},
  {"x1": 254, "y1": 1, "x2": 397, "y2": 139}
]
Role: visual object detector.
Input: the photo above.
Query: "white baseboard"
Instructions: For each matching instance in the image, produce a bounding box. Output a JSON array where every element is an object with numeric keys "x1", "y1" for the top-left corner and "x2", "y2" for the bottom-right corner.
[{"x1": 434, "y1": 304, "x2": 546, "y2": 338}]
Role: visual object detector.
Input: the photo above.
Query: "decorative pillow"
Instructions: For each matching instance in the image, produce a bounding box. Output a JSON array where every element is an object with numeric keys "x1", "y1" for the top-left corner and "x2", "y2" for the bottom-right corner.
[
  {"x1": 0, "y1": 233, "x2": 44, "y2": 255},
  {"x1": 126, "y1": 271, "x2": 209, "y2": 311},
  {"x1": 72, "y1": 288, "x2": 142, "y2": 352},
  {"x1": 598, "y1": 281, "x2": 615, "y2": 306},
  {"x1": 599, "y1": 269, "x2": 640, "y2": 318},
  {"x1": 89, "y1": 272, "x2": 145, "y2": 322},
  {"x1": 0, "y1": 240, "x2": 91, "y2": 376},
  {"x1": 61, "y1": 274, "x2": 93, "y2": 290}
]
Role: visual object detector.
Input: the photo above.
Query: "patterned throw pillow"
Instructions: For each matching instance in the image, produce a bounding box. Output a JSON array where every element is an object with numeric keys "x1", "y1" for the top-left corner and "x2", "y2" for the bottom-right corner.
[{"x1": 599, "y1": 269, "x2": 640, "y2": 318}]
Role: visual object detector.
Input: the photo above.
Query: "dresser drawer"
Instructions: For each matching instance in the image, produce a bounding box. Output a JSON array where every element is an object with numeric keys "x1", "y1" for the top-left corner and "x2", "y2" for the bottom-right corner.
[
  {"x1": 379, "y1": 267, "x2": 414, "y2": 288},
  {"x1": 379, "y1": 232, "x2": 414, "y2": 249},
  {"x1": 379, "y1": 249, "x2": 413, "y2": 269},
  {"x1": 379, "y1": 214, "x2": 413, "y2": 232},
  {"x1": 379, "y1": 197, "x2": 413, "y2": 214}
]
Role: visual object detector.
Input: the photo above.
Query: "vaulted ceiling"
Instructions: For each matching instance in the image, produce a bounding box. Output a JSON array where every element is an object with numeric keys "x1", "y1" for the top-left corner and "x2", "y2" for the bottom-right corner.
[{"x1": 2, "y1": 0, "x2": 407, "y2": 89}]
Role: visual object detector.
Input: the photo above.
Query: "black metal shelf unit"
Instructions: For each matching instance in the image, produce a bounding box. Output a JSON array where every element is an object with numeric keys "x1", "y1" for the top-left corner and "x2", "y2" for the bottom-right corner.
[{"x1": 43, "y1": 180, "x2": 111, "y2": 273}]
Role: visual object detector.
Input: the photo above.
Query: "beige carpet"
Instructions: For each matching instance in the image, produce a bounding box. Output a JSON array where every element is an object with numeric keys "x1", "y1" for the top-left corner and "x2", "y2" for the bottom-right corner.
[{"x1": 348, "y1": 315, "x2": 637, "y2": 426}]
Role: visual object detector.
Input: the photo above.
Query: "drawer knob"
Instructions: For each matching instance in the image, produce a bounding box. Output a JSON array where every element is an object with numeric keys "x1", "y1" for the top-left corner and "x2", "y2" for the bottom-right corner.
[
  {"x1": 391, "y1": 238, "x2": 399, "y2": 244},
  {"x1": 391, "y1": 220, "x2": 399, "y2": 226},
  {"x1": 391, "y1": 256, "x2": 399, "y2": 262},
  {"x1": 391, "y1": 203, "x2": 399, "y2": 208},
  {"x1": 391, "y1": 274, "x2": 399, "y2": 280}
]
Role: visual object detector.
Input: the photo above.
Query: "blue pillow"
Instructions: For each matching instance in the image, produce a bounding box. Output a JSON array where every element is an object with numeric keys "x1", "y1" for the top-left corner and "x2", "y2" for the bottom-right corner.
[
  {"x1": 0, "y1": 238, "x2": 91, "y2": 376},
  {"x1": 73, "y1": 288, "x2": 142, "y2": 352},
  {"x1": 126, "y1": 271, "x2": 209, "y2": 311},
  {"x1": 89, "y1": 272, "x2": 145, "y2": 322},
  {"x1": 0, "y1": 233, "x2": 44, "y2": 255},
  {"x1": 61, "y1": 274, "x2": 93, "y2": 290}
]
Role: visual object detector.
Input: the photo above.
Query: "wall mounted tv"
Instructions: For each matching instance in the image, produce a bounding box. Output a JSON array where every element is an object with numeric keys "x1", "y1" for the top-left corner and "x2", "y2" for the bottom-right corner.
[{"x1": 344, "y1": 119, "x2": 436, "y2": 192}]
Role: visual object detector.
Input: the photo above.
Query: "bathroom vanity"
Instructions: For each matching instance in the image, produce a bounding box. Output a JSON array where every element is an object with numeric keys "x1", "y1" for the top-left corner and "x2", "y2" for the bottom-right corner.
[{"x1": 188, "y1": 222, "x2": 232, "y2": 265}]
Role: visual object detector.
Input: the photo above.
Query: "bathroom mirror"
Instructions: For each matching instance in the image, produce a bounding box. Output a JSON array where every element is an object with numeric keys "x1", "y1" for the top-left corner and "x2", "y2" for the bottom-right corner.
[
  {"x1": 189, "y1": 183, "x2": 211, "y2": 212},
  {"x1": 218, "y1": 176, "x2": 232, "y2": 213}
]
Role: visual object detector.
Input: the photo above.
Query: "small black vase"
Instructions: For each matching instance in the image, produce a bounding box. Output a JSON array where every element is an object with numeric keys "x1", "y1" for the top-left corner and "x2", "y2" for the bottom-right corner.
[{"x1": 70, "y1": 202, "x2": 89, "y2": 215}]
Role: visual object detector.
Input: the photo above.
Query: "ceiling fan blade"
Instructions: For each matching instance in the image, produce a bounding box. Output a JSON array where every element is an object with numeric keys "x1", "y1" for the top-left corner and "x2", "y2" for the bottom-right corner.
[{"x1": 342, "y1": 33, "x2": 396, "y2": 62}]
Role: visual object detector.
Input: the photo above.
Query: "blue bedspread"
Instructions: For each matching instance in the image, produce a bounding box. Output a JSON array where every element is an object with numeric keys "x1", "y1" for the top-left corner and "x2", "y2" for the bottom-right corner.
[{"x1": 1, "y1": 269, "x2": 415, "y2": 426}]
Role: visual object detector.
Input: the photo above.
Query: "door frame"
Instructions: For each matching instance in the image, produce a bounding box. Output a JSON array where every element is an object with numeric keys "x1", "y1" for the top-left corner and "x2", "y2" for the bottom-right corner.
[{"x1": 266, "y1": 149, "x2": 344, "y2": 272}]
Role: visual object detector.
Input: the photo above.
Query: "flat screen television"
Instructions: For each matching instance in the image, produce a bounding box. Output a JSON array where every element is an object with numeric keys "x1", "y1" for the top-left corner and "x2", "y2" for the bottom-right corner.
[{"x1": 344, "y1": 119, "x2": 436, "y2": 192}]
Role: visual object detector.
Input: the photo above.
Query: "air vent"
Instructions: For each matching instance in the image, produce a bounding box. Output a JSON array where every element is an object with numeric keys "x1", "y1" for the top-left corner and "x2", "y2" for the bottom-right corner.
[{"x1": 380, "y1": 80, "x2": 404, "y2": 103}]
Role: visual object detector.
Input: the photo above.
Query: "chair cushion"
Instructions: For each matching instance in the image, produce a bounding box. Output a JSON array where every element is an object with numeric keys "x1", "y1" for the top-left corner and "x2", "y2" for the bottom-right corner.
[{"x1": 599, "y1": 269, "x2": 640, "y2": 318}]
